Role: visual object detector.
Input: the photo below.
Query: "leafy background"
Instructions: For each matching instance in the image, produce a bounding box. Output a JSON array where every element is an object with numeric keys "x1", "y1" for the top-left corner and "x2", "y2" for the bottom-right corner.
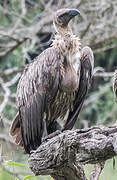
[{"x1": 0, "y1": 0, "x2": 117, "y2": 179}]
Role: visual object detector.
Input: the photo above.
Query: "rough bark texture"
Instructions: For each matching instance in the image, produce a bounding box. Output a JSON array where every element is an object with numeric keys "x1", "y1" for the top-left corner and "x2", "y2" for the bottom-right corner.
[{"x1": 29, "y1": 125, "x2": 117, "y2": 180}]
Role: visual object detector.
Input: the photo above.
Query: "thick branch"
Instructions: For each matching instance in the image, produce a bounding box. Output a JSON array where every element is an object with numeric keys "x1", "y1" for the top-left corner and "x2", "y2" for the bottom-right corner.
[{"x1": 29, "y1": 125, "x2": 117, "y2": 180}]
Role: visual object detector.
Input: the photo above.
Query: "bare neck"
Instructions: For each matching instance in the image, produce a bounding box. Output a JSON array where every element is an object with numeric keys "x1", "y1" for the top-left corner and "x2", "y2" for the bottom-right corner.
[
  {"x1": 52, "y1": 25, "x2": 81, "y2": 55},
  {"x1": 58, "y1": 25, "x2": 73, "y2": 36}
]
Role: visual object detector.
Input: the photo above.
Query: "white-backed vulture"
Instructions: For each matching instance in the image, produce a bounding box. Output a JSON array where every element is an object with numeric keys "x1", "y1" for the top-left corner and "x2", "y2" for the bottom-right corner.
[{"x1": 10, "y1": 8, "x2": 94, "y2": 154}]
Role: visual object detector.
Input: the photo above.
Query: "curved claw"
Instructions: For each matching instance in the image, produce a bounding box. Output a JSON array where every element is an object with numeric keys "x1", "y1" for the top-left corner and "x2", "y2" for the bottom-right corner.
[{"x1": 41, "y1": 130, "x2": 62, "y2": 144}]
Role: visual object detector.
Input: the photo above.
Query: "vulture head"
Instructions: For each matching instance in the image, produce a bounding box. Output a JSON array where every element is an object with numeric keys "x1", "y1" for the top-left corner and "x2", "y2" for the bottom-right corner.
[{"x1": 53, "y1": 8, "x2": 80, "y2": 34}]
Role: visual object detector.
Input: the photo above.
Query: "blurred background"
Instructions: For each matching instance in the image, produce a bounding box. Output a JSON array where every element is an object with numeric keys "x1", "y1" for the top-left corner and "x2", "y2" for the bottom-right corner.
[{"x1": 0, "y1": 0, "x2": 117, "y2": 179}]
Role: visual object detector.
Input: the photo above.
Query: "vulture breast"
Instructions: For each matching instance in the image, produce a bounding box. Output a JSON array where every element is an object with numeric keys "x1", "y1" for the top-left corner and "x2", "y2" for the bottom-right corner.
[
  {"x1": 60, "y1": 52, "x2": 81, "y2": 93},
  {"x1": 49, "y1": 52, "x2": 81, "y2": 128}
]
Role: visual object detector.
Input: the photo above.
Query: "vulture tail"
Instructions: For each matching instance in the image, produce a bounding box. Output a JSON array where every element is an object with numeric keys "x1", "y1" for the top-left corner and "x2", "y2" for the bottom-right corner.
[{"x1": 10, "y1": 112, "x2": 23, "y2": 147}]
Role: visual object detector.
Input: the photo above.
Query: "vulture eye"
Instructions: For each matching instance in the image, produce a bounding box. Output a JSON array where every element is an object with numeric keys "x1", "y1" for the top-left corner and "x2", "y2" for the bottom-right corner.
[
  {"x1": 57, "y1": 12, "x2": 71, "y2": 27},
  {"x1": 58, "y1": 12, "x2": 68, "y2": 20}
]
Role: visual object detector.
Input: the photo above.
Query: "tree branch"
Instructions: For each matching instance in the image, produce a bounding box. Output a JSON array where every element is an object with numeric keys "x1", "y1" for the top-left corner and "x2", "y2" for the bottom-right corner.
[{"x1": 29, "y1": 125, "x2": 117, "y2": 180}]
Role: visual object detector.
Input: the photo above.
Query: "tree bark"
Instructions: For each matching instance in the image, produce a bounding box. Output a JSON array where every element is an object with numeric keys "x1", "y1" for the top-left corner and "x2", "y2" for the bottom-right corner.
[{"x1": 29, "y1": 125, "x2": 117, "y2": 180}]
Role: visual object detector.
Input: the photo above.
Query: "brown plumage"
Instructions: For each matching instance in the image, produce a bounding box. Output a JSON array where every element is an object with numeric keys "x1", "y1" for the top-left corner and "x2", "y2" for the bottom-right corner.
[{"x1": 10, "y1": 8, "x2": 94, "y2": 154}]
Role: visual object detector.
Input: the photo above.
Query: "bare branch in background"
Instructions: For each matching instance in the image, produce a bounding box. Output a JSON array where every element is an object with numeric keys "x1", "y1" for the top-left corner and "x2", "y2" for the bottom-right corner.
[
  {"x1": 0, "y1": 74, "x2": 20, "y2": 113},
  {"x1": 94, "y1": 72, "x2": 114, "y2": 78},
  {"x1": 84, "y1": 82, "x2": 112, "y2": 108},
  {"x1": 0, "y1": 66, "x2": 23, "y2": 76},
  {"x1": 90, "y1": 162, "x2": 105, "y2": 180},
  {"x1": 0, "y1": 0, "x2": 117, "y2": 57},
  {"x1": 0, "y1": 114, "x2": 11, "y2": 127},
  {"x1": 0, "y1": 133, "x2": 16, "y2": 147}
]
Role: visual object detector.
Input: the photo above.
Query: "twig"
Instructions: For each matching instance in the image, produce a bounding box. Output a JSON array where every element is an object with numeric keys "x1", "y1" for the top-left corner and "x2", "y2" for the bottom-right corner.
[
  {"x1": 90, "y1": 162, "x2": 105, "y2": 180},
  {"x1": 94, "y1": 72, "x2": 114, "y2": 77},
  {"x1": 0, "y1": 74, "x2": 20, "y2": 113},
  {"x1": 0, "y1": 133, "x2": 16, "y2": 146}
]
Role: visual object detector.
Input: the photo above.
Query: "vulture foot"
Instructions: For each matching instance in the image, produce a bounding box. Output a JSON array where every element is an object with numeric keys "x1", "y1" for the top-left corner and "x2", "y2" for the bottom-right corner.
[{"x1": 42, "y1": 130, "x2": 62, "y2": 143}]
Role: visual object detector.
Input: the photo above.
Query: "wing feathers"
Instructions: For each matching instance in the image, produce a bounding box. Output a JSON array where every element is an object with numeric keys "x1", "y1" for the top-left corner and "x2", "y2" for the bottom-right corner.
[
  {"x1": 10, "y1": 112, "x2": 20, "y2": 136},
  {"x1": 64, "y1": 46, "x2": 94, "y2": 130},
  {"x1": 9, "y1": 112, "x2": 23, "y2": 147},
  {"x1": 12, "y1": 47, "x2": 60, "y2": 154},
  {"x1": 20, "y1": 93, "x2": 45, "y2": 154}
]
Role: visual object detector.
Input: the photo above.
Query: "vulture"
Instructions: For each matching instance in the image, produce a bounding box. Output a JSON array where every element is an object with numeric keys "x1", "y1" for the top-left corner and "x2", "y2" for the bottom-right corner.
[{"x1": 10, "y1": 8, "x2": 94, "y2": 154}]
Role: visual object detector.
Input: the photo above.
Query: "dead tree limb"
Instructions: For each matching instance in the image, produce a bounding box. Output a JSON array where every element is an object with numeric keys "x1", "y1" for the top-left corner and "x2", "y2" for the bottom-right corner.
[{"x1": 29, "y1": 125, "x2": 117, "y2": 180}]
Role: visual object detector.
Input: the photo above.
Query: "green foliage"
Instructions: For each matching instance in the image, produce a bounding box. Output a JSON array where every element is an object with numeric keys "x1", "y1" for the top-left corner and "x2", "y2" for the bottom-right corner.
[
  {"x1": 0, "y1": 169, "x2": 14, "y2": 180},
  {"x1": 23, "y1": 175, "x2": 35, "y2": 180},
  {"x1": 95, "y1": 44, "x2": 117, "y2": 71},
  {"x1": 2, "y1": 160, "x2": 53, "y2": 180},
  {"x1": 3, "y1": 105, "x2": 17, "y2": 120},
  {"x1": 85, "y1": 158, "x2": 117, "y2": 180},
  {"x1": 0, "y1": 48, "x2": 24, "y2": 70},
  {"x1": 80, "y1": 81, "x2": 117, "y2": 127},
  {"x1": 8, "y1": 162, "x2": 25, "y2": 167}
]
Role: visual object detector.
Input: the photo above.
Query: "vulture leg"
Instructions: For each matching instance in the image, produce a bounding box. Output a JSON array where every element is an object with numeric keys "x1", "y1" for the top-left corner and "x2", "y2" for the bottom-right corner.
[
  {"x1": 52, "y1": 121, "x2": 62, "y2": 132},
  {"x1": 42, "y1": 121, "x2": 62, "y2": 142},
  {"x1": 42, "y1": 130, "x2": 61, "y2": 143},
  {"x1": 42, "y1": 114, "x2": 48, "y2": 139}
]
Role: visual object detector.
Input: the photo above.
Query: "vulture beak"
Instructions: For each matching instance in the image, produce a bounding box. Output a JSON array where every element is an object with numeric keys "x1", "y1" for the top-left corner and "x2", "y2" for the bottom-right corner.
[{"x1": 58, "y1": 9, "x2": 80, "y2": 27}]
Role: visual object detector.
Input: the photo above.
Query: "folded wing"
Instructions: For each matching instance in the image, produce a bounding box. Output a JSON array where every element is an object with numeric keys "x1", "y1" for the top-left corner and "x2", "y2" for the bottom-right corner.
[
  {"x1": 64, "y1": 46, "x2": 94, "y2": 130},
  {"x1": 10, "y1": 48, "x2": 60, "y2": 154}
]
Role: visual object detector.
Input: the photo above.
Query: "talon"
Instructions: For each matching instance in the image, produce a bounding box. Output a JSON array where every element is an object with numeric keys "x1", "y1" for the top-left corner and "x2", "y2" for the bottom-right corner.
[
  {"x1": 41, "y1": 130, "x2": 62, "y2": 144},
  {"x1": 41, "y1": 136, "x2": 49, "y2": 143},
  {"x1": 30, "y1": 150, "x2": 35, "y2": 154},
  {"x1": 55, "y1": 130, "x2": 62, "y2": 135}
]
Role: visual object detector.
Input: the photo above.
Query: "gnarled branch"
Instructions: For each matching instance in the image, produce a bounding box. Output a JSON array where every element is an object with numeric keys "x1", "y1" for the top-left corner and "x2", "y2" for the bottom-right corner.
[{"x1": 29, "y1": 125, "x2": 117, "y2": 180}]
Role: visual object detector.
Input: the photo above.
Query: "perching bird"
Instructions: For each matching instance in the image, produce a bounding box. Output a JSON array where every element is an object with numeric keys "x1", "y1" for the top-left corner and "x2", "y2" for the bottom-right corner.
[{"x1": 10, "y1": 8, "x2": 94, "y2": 154}]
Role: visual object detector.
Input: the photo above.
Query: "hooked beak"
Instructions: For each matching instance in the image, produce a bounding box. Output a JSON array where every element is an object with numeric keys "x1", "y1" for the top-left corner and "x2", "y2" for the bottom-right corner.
[
  {"x1": 58, "y1": 9, "x2": 80, "y2": 26},
  {"x1": 67, "y1": 9, "x2": 80, "y2": 17}
]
